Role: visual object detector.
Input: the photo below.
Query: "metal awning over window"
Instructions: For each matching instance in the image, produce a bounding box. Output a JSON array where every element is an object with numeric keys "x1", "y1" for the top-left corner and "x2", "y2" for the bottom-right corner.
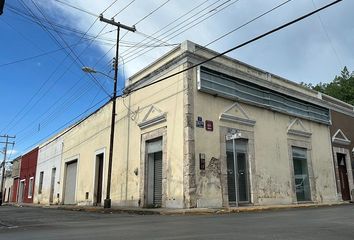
[{"x1": 197, "y1": 66, "x2": 330, "y2": 124}]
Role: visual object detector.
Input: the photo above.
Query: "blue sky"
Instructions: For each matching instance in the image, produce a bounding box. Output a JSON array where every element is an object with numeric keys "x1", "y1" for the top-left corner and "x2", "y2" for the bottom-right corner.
[{"x1": 0, "y1": 0, "x2": 353, "y2": 160}]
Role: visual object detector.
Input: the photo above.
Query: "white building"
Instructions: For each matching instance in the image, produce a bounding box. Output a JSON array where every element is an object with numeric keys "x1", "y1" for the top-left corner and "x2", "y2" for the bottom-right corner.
[{"x1": 33, "y1": 136, "x2": 63, "y2": 205}]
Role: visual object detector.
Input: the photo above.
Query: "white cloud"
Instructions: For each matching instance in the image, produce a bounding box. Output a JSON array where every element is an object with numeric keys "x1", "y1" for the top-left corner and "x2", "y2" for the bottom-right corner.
[{"x1": 3, "y1": 149, "x2": 17, "y2": 156}]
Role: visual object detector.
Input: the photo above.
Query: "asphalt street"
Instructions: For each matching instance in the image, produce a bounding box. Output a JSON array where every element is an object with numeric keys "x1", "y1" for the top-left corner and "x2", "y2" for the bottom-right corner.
[{"x1": 0, "y1": 205, "x2": 353, "y2": 240}]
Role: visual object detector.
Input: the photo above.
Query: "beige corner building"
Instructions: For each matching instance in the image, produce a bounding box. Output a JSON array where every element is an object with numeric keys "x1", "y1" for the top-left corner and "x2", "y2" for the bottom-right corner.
[{"x1": 56, "y1": 41, "x2": 340, "y2": 208}]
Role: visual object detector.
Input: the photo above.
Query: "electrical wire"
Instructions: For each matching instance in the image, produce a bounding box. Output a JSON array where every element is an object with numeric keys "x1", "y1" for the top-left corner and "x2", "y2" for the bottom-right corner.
[
  {"x1": 1, "y1": 1, "x2": 110, "y2": 134},
  {"x1": 14, "y1": 44, "x2": 117, "y2": 144},
  {"x1": 119, "y1": 0, "x2": 217, "y2": 59},
  {"x1": 30, "y1": 0, "x2": 111, "y2": 96},
  {"x1": 112, "y1": 0, "x2": 136, "y2": 18},
  {"x1": 52, "y1": 0, "x2": 99, "y2": 17},
  {"x1": 135, "y1": 0, "x2": 170, "y2": 26},
  {"x1": 0, "y1": 41, "x2": 89, "y2": 68},
  {"x1": 16, "y1": 96, "x2": 111, "y2": 155},
  {"x1": 124, "y1": 0, "x2": 343, "y2": 95},
  {"x1": 117, "y1": 0, "x2": 171, "y2": 43},
  {"x1": 101, "y1": 0, "x2": 120, "y2": 15},
  {"x1": 20, "y1": 86, "x2": 186, "y2": 166},
  {"x1": 311, "y1": 0, "x2": 343, "y2": 68},
  {"x1": 102, "y1": 0, "x2": 213, "y2": 70},
  {"x1": 204, "y1": 0, "x2": 294, "y2": 47},
  {"x1": 11, "y1": 0, "x2": 343, "y2": 158},
  {"x1": 123, "y1": 0, "x2": 240, "y2": 64},
  {"x1": 6, "y1": 4, "x2": 117, "y2": 43}
]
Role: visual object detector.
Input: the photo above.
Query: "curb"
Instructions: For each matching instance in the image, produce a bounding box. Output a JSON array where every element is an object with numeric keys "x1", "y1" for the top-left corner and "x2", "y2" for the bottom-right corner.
[{"x1": 2, "y1": 202, "x2": 351, "y2": 216}]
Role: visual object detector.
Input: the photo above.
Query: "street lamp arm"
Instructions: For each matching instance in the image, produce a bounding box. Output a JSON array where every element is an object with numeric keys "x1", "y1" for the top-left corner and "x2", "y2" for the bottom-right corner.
[{"x1": 82, "y1": 67, "x2": 114, "y2": 80}]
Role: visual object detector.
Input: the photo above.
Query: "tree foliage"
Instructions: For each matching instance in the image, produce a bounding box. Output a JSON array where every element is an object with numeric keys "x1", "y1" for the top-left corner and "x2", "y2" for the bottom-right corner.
[{"x1": 300, "y1": 66, "x2": 354, "y2": 105}]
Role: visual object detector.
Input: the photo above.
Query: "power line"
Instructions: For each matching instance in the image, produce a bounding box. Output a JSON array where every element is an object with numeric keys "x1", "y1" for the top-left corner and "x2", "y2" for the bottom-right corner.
[
  {"x1": 3, "y1": 0, "x2": 128, "y2": 135},
  {"x1": 117, "y1": 0, "x2": 171, "y2": 42},
  {"x1": 135, "y1": 0, "x2": 170, "y2": 26},
  {"x1": 311, "y1": 0, "x2": 343, "y2": 68},
  {"x1": 2, "y1": 0, "x2": 118, "y2": 134},
  {"x1": 101, "y1": 0, "x2": 120, "y2": 15},
  {"x1": 21, "y1": 87, "x2": 185, "y2": 167},
  {"x1": 29, "y1": 0, "x2": 111, "y2": 96},
  {"x1": 0, "y1": 135, "x2": 15, "y2": 205},
  {"x1": 0, "y1": 41, "x2": 88, "y2": 68},
  {"x1": 124, "y1": 0, "x2": 343, "y2": 95},
  {"x1": 120, "y1": 0, "x2": 295, "y2": 67},
  {"x1": 6, "y1": 4, "x2": 117, "y2": 44},
  {"x1": 106, "y1": 0, "x2": 218, "y2": 67},
  {"x1": 0, "y1": 18, "x2": 88, "y2": 134},
  {"x1": 204, "y1": 0, "x2": 294, "y2": 48},
  {"x1": 119, "y1": 0, "x2": 216, "y2": 59},
  {"x1": 122, "y1": 0, "x2": 239, "y2": 63},
  {"x1": 100, "y1": 0, "x2": 181, "y2": 67},
  {"x1": 16, "y1": 97, "x2": 111, "y2": 155},
  {"x1": 52, "y1": 0, "x2": 99, "y2": 17},
  {"x1": 13, "y1": 38, "x2": 119, "y2": 146},
  {"x1": 112, "y1": 0, "x2": 135, "y2": 18}
]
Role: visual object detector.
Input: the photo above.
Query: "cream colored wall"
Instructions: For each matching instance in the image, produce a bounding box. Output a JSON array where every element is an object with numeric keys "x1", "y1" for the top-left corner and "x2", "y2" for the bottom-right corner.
[
  {"x1": 111, "y1": 63, "x2": 186, "y2": 208},
  {"x1": 58, "y1": 62, "x2": 186, "y2": 207},
  {"x1": 61, "y1": 104, "x2": 111, "y2": 205},
  {"x1": 310, "y1": 123, "x2": 339, "y2": 203},
  {"x1": 129, "y1": 47, "x2": 181, "y2": 84},
  {"x1": 194, "y1": 90, "x2": 338, "y2": 206}
]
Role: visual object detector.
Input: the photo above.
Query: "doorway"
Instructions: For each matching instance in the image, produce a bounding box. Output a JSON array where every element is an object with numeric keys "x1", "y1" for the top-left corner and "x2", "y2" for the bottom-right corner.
[
  {"x1": 94, "y1": 153, "x2": 104, "y2": 206},
  {"x1": 146, "y1": 138, "x2": 163, "y2": 207},
  {"x1": 292, "y1": 147, "x2": 311, "y2": 202},
  {"x1": 64, "y1": 161, "x2": 77, "y2": 204},
  {"x1": 226, "y1": 138, "x2": 250, "y2": 206},
  {"x1": 18, "y1": 180, "x2": 25, "y2": 203},
  {"x1": 49, "y1": 168, "x2": 56, "y2": 204},
  {"x1": 337, "y1": 153, "x2": 350, "y2": 201}
]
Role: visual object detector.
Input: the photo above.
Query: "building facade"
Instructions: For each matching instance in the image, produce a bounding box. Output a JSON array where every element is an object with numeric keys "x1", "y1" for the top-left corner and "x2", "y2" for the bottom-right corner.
[
  {"x1": 323, "y1": 94, "x2": 354, "y2": 201},
  {"x1": 10, "y1": 156, "x2": 21, "y2": 203},
  {"x1": 2, "y1": 171, "x2": 13, "y2": 203},
  {"x1": 34, "y1": 136, "x2": 63, "y2": 205},
  {"x1": 60, "y1": 104, "x2": 111, "y2": 206},
  {"x1": 18, "y1": 148, "x2": 38, "y2": 203},
  {"x1": 120, "y1": 41, "x2": 339, "y2": 207},
  {"x1": 27, "y1": 40, "x2": 354, "y2": 208}
]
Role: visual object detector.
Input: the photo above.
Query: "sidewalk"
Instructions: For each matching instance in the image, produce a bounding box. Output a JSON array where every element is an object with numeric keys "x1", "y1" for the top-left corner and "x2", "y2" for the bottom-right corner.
[{"x1": 4, "y1": 201, "x2": 351, "y2": 215}]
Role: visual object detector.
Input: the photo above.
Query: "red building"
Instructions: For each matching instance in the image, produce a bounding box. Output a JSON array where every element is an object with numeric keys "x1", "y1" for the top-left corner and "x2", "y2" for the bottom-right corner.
[{"x1": 18, "y1": 148, "x2": 38, "y2": 203}]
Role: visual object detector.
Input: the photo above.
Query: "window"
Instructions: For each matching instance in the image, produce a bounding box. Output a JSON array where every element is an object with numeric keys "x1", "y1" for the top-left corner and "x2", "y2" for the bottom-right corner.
[
  {"x1": 28, "y1": 177, "x2": 34, "y2": 198},
  {"x1": 38, "y1": 172, "x2": 44, "y2": 194},
  {"x1": 292, "y1": 147, "x2": 311, "y2": 201}
]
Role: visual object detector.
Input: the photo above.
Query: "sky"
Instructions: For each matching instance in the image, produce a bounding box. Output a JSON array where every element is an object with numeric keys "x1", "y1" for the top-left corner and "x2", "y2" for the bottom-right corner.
[{"x1": 0, "y1": 0, "x2": 353, "y2": 160}]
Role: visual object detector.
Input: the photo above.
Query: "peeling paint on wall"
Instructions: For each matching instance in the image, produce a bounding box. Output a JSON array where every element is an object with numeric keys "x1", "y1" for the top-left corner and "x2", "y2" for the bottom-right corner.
[{"x1": 197, "y1": 157, "x2": 223, "y2": 208}]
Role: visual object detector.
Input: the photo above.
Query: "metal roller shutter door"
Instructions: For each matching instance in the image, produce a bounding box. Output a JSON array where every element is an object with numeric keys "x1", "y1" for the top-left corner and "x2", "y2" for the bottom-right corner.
[
  {"x1": 153, "y1": 152, "x2": 162, "y2": 207},
  {"x1": 64, "y1": 161, "x2": 77, "y2": 204}
]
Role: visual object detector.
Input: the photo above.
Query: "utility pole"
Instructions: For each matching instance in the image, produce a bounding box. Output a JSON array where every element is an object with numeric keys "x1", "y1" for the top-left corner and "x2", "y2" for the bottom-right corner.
[
  {"x1": 0, "y1": 134, "x2": 15, "y2": 205},
  {"x1": 99, "y1": 15, "x2": 136, "y2": 208}
]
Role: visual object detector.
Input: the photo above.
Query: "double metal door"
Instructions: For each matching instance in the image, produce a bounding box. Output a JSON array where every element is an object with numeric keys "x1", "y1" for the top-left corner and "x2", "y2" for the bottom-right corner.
[{"x1": 226, "y1": 139, "x2": 249, "y2": 206}]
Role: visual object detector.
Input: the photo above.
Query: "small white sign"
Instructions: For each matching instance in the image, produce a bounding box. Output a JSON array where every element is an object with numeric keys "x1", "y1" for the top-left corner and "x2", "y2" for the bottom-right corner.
[{"x1": 226, "y1": 133, "x2": 242, "y2": 140}]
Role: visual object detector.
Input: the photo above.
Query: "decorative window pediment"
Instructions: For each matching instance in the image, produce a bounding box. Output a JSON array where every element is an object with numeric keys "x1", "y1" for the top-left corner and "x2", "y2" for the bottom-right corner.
[
  {"x1": 219, "y1": 102, "x2": 256, "y2": 126},
  {"x1": 287, "y1": 118, "x2": 312, "y2": 138},
  {"x1": 138, "y1": 105, "x2": 166, "y2": 129},
  {"x1": 332, "y1": 129, "x2": 351, "y2": 145}
]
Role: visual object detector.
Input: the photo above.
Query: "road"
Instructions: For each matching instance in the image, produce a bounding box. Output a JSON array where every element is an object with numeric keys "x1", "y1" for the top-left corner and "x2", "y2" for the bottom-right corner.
[{"x1": 0, "y1": 205, "x2": 354, "y2": 239}]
